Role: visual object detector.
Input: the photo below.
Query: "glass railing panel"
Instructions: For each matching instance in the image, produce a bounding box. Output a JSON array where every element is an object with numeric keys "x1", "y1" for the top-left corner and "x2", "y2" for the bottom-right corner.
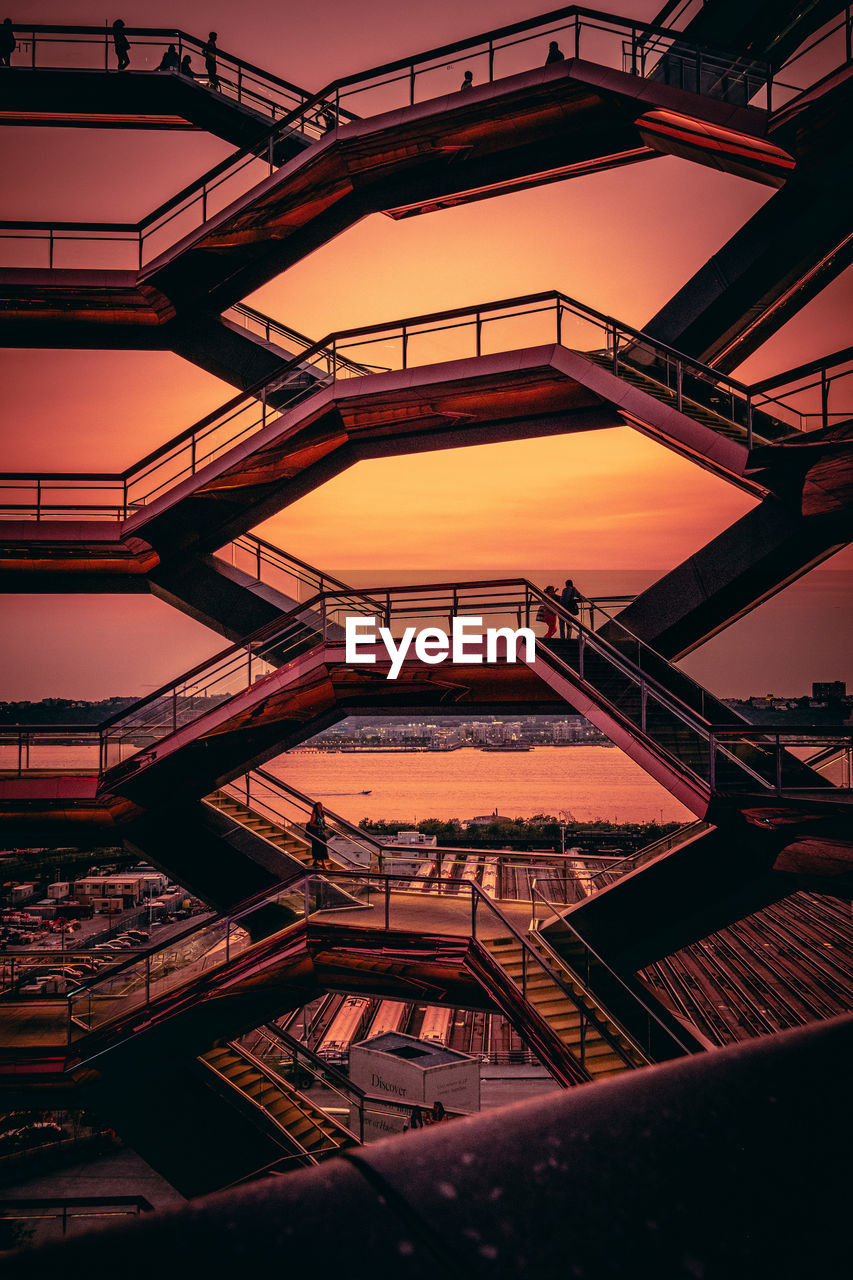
[
  {"x1": 490, "y1": 18, "x2": 579, "y2": 79},
  {"x1": 0, "y1": 479, "x2": 123, "y2": 521},
  {"x1": 477, "y1": 303, "x2": 559, "y2": 357},
  {"x1": 229, "y1": 774, "x2": 384, "y2": 870},
  {"x1": 331, "y1": 332, "x2": 401, "y2": 375},
  {"x1": 140, "y1": 153, "x2": 273, "y2": 267},
  {"x1": 754, "y1": 359, "x2": 853, "y2": 435},
  {"x1": 319, "y1": 869, "x2": 386, "y2": 915},
  {"x1": 68, "y1": 914, "x2": 234, "y2": 1034},
  {"x1": 125, "y1": 399, "x2": 280, "y2": 510},
  {"x1": 403, "y1": 318, "x2": 484, "y2": 369},
  {"x1": 67, "y1": 876, "x2": 320, "y2": 1039},
  {"x1": 644, "y1": 692, "x2": 710, "y2": 783},
  {"x1": 558, "y1": 302, "x2": 608, "y2": 353},
  {"x1": 0, "y1": 729, "x2": 101, "y2": 775},
  {"x1": 0, "y1": 951, "x2": 121, "y2": 1000},
  {"x1": 223, "y1": 539, "x2": 319, "y2": 601}
]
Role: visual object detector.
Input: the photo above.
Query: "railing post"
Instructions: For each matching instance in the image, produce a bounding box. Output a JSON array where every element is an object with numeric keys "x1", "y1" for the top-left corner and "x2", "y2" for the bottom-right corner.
[
  {"x1": 676, "y1": 361, "x2": 683, "y2": 414},
  {"x1": 578, "y1": 632, "x2": 584, "y2": 680},
  {"x1": 237, "y1": 65, "x2": 243, "y2": 103},
  {"x1": 775, "y1": 734, "x2": 783, "y2": 795},
  {"x1": 384, "y1": 877, "x2": 390, "y2": 930},
  {"x1": 401, "y1": 326, "x2": 408, "y2": 369},
  {"x1": 821, "y1": 368, "x2": 829, "y2": 431},
  {"x1": 475, "y1": 313, "x2": 482, "y2": 358},
  {"x1": 556, "y1": 301, "x2": 562, "y2": 347},
  {"x1": 746, "y1": 396, "x2": 753, "y2": 449},
  {"x1": 521, "y1": 945, "x2": 527, "y2": 998},
  {"x1": 409, "y1": 63, "x2": 415, "y2": 105},
  {"x1": 611, "y1": 325, "x2": 618, "y2": 374},
  {"x1": 48, "y1": 228, "x2": 54, "y2": 270},
  {"x1": 471, "y1": 887, "x2": 477, "y2": 939},
  {"x1": 488, "y1": 40, "x2": 495, "y2": 81},
  {"x1": 709, "y1": 734, "x2": 716, "y2": 791},
  {"x1": 640, "y1": 684, "x2": 647, "y2": 734},
  {"x1": 145, "y1": 956, "x2": 151, "y2": 1006}
]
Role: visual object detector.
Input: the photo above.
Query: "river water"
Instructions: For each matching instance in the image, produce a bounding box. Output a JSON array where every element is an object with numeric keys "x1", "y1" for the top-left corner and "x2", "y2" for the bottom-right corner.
[
  {"x1": 0, "y1": 744, "x2": 694, "y2": 829},
  {"x1": 267, "y1": 746, "x2": 693, "y2": 825}
]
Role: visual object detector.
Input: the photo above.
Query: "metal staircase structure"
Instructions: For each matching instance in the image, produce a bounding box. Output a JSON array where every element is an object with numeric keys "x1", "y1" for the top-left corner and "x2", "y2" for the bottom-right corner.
[
  {"x1": 0, "y1": 6, "x2": 803, "y2": 353},
  {"x1": 2, "y1": 0, "x2": 852, "y2": 1207}
]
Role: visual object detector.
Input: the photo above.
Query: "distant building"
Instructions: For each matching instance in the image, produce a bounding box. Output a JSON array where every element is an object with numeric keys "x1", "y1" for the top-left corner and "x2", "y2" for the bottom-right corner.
[{"x1": 813, "y1": 681, "x2": 846, "y2": 701}]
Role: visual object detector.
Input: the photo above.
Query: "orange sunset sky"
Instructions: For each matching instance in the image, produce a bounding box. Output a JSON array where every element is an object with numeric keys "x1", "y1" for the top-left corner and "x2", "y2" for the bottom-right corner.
[{"x1": 0, "y1": 0, "x2": 850, "y2": 701}]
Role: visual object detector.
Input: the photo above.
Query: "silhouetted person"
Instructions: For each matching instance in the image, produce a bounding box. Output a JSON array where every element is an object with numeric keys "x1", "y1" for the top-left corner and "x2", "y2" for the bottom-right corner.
[
  {"x1": 0, "y1": 19, "x2": 15, "y2": 67},
  {"x1": 546, "y1": 40, "x2": 564, "y2": 65},
  {"x1": 559, "y1": 578, "x2": 581, "y2": 639},
  {"x1": 429, "y1": 1100, "x2": 447, "y2": 1124},
  {"x1": 407, "y1": 1106, "x2": 425, "y2": 1131},
  {"x1": 112, "y1": 19, "x2": 130, "y2": 71},
  {"x1": 180, "y1": 54, "x2": 195, "y2": 78},
  {"x1": 537, "y1": 586, "x2": 559, "y2": 640},
  {"x1": 320, "y1": 105, "x2": 337, "y2": 134},
  {"x1": 306, "y1": 801, "x2": 329, "y2": 869},
  {"x1": 203, "y1": 31, "x2": 219, "y2": 89},
  {"x1": 158, "y1": 44, "x2": 179, "y2": 72},
  {"x1": 460, "y1": 69, "x2": 474, "y2": 91}
]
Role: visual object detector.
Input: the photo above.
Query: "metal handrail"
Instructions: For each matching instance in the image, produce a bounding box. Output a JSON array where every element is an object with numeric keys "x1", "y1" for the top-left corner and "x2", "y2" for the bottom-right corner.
[
  {"x1": 214, "y1": 771, "x2": 384, "y2": 871},
  {"x1": 530, "y1": 879, "x2": 701, "y2": 1057},
  {"x1": 1, "y1": 24, "x2": 340, "y2": 125},
  {"x1": 218, "y1": 534, "x2": 360, "y2": 599},
  {"x1": 469, "y1": 880, "x2": 640, "y2": 1071},
  {"x1": 0, "y1": 287, "x2": 790, "y2": 523},
  {"x1": 131, "y1": 2, "x2": 775, "y2": 237},
  {"x1": 199, "y1": 1043, "x2": 349, "y2": 1158},
  {"x1": 224, "y1": 304, "x2": 374, "y2": 377},
  {"x1": 0, "y1": 7, "x2": 775, "y2": 273},
  {"x1": 27, "y1": 575, "x2": 812, "y2": 800},
  {"x1": 64, "y1": 865, "x2": 474, "y2": 1038},
  {"x1": 587, "y1": 818, "x2": 711, "y2": 886},
  {"x1": 251, "y1": 768, "x2": 386, "y2": 856},
  {"x1": 258, "y1": 1023, "x2": 371, "y2": 1107}
]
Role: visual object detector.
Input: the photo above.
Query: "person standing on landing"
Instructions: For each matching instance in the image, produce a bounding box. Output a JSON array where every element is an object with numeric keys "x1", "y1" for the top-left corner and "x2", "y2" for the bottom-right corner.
[
  {"x1": 112, "y1": 19, "x2": 130, "y2": 71},
  {"x1": 559, "y1": 578, "x2": 581, "y2": 639},
  {"x1": 203, "y1": 31, "x2": 220, "y2": 89}
]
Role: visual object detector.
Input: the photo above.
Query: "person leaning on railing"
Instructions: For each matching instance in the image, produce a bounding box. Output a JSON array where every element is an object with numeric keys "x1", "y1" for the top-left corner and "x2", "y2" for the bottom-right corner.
[
  {"x1": 158, "y1": 44, "x2": 179, "y2": 72},
  {"x1": 306, "y1": 801, "x2": 330, "y2": 869},
  {"x1": 112, "y1": 19, "x2": 130, "y2": 71}
]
